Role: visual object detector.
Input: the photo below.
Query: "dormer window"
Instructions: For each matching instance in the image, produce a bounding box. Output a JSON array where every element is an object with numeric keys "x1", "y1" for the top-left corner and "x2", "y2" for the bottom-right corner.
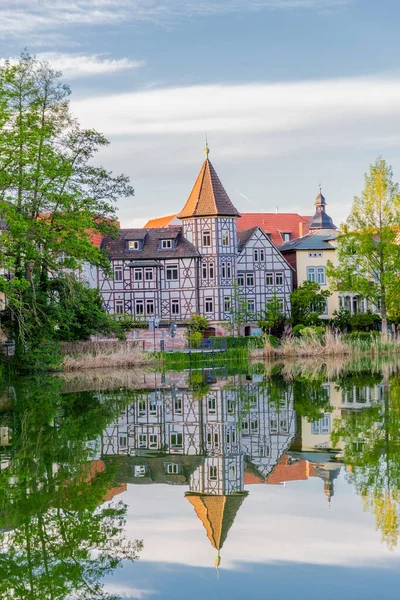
[
  {"x1": 128, "y1": 240, "x2": 140, "y2": 250},
  {"x1": 282, "y1": 232, "x2": 291, "y2": 242},
  {"x1": 161, "y1": 239, "x2": 173, "y2": 249}
]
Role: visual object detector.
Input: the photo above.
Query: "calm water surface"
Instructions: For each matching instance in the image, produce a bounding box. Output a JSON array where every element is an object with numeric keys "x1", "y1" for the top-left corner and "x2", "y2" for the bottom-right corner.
[{"x1": 2, "y1": 362, "x2": 400, "y2": 599}]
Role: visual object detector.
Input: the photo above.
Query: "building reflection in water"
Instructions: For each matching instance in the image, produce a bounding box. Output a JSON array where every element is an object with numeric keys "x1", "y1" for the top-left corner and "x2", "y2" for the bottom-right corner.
[{"x1": 99, "y1": 368, "x2": 364, "y2": 562}]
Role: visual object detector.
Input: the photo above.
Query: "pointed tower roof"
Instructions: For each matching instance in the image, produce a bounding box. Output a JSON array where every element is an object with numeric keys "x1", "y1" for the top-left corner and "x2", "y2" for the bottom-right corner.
[
  {"x1": 309, "y1": 187, "x2": 336, "y2": 230},
  {"x1": 185, "y1": 492, "x2": 248, "y2": 551},
  {"x1": 177, "y1": 149, "x2": 240, "y2": 219}
]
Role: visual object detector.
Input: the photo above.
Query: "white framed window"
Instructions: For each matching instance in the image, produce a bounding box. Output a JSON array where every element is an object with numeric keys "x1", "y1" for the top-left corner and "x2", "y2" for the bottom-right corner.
[
  {"x1": 250, "y1": 419, "x2": 258, "y2": 432},
  {"x1": 135, "y1": 299, "x2": 144, "y2": 315},
  {"x1": 280, "y1": 419, "x2": 288, "y2": 432},
  {"x1": 260, "y1": 249, "x2": 265, "y2": 261},
  {"x1": 222, "y1": 231, "x2": 229, "y2": 246},
  {"x1": 170, "y1": 432, "x2": 183, "y2": 448},
  {"x1": 166, "y1": 266, "x2": 178, "y2": 281},
  {"x1": 149, "y1": 434, "x2": 158, "y2": 448},
  {"x1": 205, "y1": 297, "x2": 213, "y2": 313},
  {"x1": 317, "y1": 266, "x2": 326, "y2": 285},
  {"x1": 276, "y1": 272, "x2": 283, "y2": 285},
  {"x1": 134, "y1": 465, "x2": 147, "y2": 477},
  {"x1": 226, "y1": 262, "x2": 232, "y2": 278},
  {"x1": 254, "y1": 249, "x2": 259, "y2": 262},
  {"x1": 128, "y1": 240, "x2": 140, "y2": 250},
  {"x1": 322, "y1": 299, "x2": 328, "y2": 314},
  {"x1": 145, "y1": 268, "x2": 153, "y2": 281},
  {"x1": 246, "y1": 273, "x2": 254, "y2": 286},
  {"x1": 276, "y1": 298, "x2": 284, "y2": 312},
  {"x1": 270, "y1": 419, "x2": 278, "y2": 432},
  {"x1": 229, "y1": 464, "x2": 236, "y2": 480},
  {"x1": 266, "y1": 272, "x2": 273, "y2": 286},
  {"x1": 208, "y1": 397, "x2": 216, "y2": 413},
  {"x1": 165, "y1": 463, "x2": 181, "y2": 474},
  {"x1": 146, "y1": 299, "x2": 154, "y2": 315},
  {"x1": 209, "y1": 465, "x2": 218, "y2": 480},
  {"x1": 282, "y1": 232, "x2": 291, "y2": 242},
  {"x1": 209, "y1": 262, "x2": 215, "y2": 279},
  {"x1": 134, "y1": 268, "x2": 142, "y2": 282},
  {"x1": 311, "y1": 414, "x2": 331, "y2": 435},
  {"x1": 171, "y1": 299, "x2": 179, "y2": 315},
  {"x1": 227, "y1": 400, "x2": 235, "y2": 414},
  {"x1": 221, "y1": 262, "x2": 226, "y2": 278},
  {"x1": 307, "y1": 267, "x2": 316, "y2": 282},
  {"x1": 114, "y1": 267, "x2": 123, "y2": 282},
  {"x1": 161, "y1": 239, "x2": 172, "y2": 249},
  {"x1": 138, "y1": 433, "x2": 147, "y2": 447},
  {"x1": 203, "y1": 230, "x2": 211, "y2": 246},
  {"x1": 237, "y1": 272, "x2": 245, "y2": 286},
  {"x1": 247, "y1": 299, "x2": 255, "y2": 313},
  {"x1": 138, "y1": 400, "x2": 146, "y2": 416},
  {"x1": 224, "y1": 296, "x2": 231, "y2": 312},
  {"x1": 174, "y1": 397, "x2": 182, "y2": 413},
  {"x1": 241, "y1": 420, "x2": 249, "y2": 433},
  {"x1": 119, "y1": 435, "x2": 127, "y2": 448},
  {"x1": 115, "y1": 300, "x2": 124, "y2": 314},
  {"x1": 202, "y1": 263, "x2": 207, "y2": 279}
]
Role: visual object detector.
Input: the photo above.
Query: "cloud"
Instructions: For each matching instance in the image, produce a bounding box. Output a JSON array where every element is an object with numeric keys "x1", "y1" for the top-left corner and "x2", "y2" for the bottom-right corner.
[
  {"x1": 35, "y1": 52, "x2": 144, "y2": 79},
  {"x1": 103, "y1": 584, "x2": 158, "y2": 599},
  {"x1": 0, "y1": 0, "x2": 355, "y2": 39}
]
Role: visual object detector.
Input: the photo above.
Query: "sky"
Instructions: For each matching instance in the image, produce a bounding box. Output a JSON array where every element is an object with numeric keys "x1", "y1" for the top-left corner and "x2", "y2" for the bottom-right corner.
[
  {"x1": 2, "y1": 0, "x2": 400, "y2": 227},
  {"x1": 102, "y1": 475, "x2": 400, "y2": 599}
]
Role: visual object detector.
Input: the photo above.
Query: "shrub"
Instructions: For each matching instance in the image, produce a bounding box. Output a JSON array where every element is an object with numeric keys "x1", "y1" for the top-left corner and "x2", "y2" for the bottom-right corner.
[
  {"x1": 300, "y1": 326, "x2": 325, "y2": 338},
  {"x1": 187, "y1": 315, "x2": 208, "y2": 333},
  {"x1": 186, "y1": 331, "x2": 203, "y2": 348},
  {"x1": 292, "y1": 324, "x2": 305, "y2": 337},
  {"x1": 349, "y1": 311, "x2": 381, "y2": 332}
]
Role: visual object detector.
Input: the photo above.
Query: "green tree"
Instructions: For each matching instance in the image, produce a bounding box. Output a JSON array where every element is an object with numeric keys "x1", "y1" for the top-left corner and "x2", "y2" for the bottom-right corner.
[
  {"x1": 258, "y1": 293, "x2": 286, "y2": 336},
  {"x1": 290, "y1": 281, "x2": 330, "y2": 326},
  {"x1": 0, "y1": 52, "x2": 134, "y2": 358},
  {"x1": 327, "y1": 157, "x2": 400, "y2": 334}
]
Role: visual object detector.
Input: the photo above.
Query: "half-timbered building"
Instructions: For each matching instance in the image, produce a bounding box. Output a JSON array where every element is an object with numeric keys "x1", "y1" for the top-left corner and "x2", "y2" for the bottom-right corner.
[{"x1": 98, "y1": 148, "x2": 293, "y2": 323}]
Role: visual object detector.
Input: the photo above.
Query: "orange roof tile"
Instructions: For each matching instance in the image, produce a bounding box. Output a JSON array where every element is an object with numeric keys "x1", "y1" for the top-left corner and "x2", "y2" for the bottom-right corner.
[
  {"x1": 238, "y1": 213, "x2": 310, "y2": 246},
  {"x1": 267, "y1": 455, "x2": 310, "y2": 485},
  {"x1": 178, "y1": 159, "x2": 240, "y2": 219},
  {"x1": 145, "y1": 214, "x2": 179, "y2": 228}
]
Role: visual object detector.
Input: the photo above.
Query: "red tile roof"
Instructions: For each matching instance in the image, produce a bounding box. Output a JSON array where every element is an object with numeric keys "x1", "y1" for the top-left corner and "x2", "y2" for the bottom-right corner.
[
  {"x1": 267, "y1": 455, "x2": 310, "y2": 485},
  {"x1": 237, "y1": 213, "x2": 311, "y2": 246},
  {"x1": 145, "y1": 214, "x2": 179, "y2": 228},
  {"x1": 177, "y1": 159, "x2": 240, "y2": 219}
]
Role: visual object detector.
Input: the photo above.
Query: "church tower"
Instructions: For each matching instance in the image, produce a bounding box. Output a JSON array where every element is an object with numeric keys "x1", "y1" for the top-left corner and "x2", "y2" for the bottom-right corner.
[
  {"x1": 309, "y1": 188, "x2": 337, "y2": 230},
  {"x1": 177, "y1": 146, "x2": 240, "y2": 321}
]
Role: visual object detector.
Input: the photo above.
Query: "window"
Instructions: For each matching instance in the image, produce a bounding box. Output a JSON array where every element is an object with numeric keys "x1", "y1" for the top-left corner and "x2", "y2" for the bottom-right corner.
[
  {"x1": 135, "y1": 299, "x2": 144, "y2": 315},
  {"x1": 247, "y1": 299, "x2": 255, "y2": 313},
  {"x1": 166, "y1": 266, "x2": 178, "y2": 280},
  {"x1": 229, "y1": 465, "x2": 236, "y2": 480},
  {"x1": 134, "y1": 465, "x2": 147, "y2": 477},
  {"x1": 241, "y1": 420, "x2": 249, "y2": 433},
  {"x1": 146, "y1": 299, "x2": 154, "y2": 315},
  {"x1": 227, "y1": 262, "x2": 232, "y2": 278},
  {"x1": 209, "y1": 263, "x2": 214, "y2": 279},
  {"x1": 161, "y1": 239, "x2": 172, "y2": 249},
  {"x1": 149, "y1": 399, "x2": 157, "y2": 415},
  {"x1": 317, "y1": 266, "x2": 326, "y2": 285},
  {"x1": 282, "y1": 232, "x2": 291, "y2": 242},
  {"x1": 254, "y1": 249, "x2": 259, "y2": 262},
  {"x1": 270, "y1": 419, "x2": 278, "y2": 432},
  {"x1": 205, "y1": 297, "x2": 213, "y2": 313},
  {"x1": 311, "y1": 414, "x2": 331, "y2": 435},
  {"x1": 275, "y1": 272, "x2": 283, "y2": 285},
  {"x1": 165, "y1": 463, "x2": 181, "y2": 474},
  {"x1": 307, "y1": 267, "x2": 316, "y2": 282},
  {"x1": 203, "y1": 230, "x2": 211, "y2": 247},
  {"x1": 170, "y1": 432, "x2": 183, "y2": 448},
  {"x1": 250, "y1": 419, "x2": 258, "y2": 432},
  {"x1": 221, "y1": 262, "x2": 226, "y2": 278},
  {"x1": 174, "y1": 397, "x2": 182, "y2": 413},
  {"x1": 119, "y1": 435, "x2": 127, "y2": 448},
  {"x1": 138, "y1": 400, "x2": 146, "y2": 416},
  {"x1": 114, "y1": 267, "x2": 123, "y2": 282},
  {"x1": 208, "y1": 397, "x2": 216, "y2": 413},
  {"x1": 149, "y1": 434, "x2": 158, "y2": 448},
  {"x1": 246, "y1": 273, "x2": 254, "y2": 286},
  {"x1": 209, "y1": 465, "x2": 218, "y2": 481},
  {"x1": 115, "y1": 300, "x2": 124, "y2": 314},
  {"x1": 145, "y1": 268, "x2": 153, "y2": 281},
  {"x1": 138, "y1": 433, "x2": 147, "y2": 447},
  {"x1": 202, "y1": 263, "x2": 207, "y2": 279},
  {"x1": 322, "y1": 299, "x2": 328, "y2": 314},
  {"x1": 260, "y1": 249, "x2": 265, "y2": 261},
  {"x1": 224, "y1": 296, "x2": 231, "y2": 312},
  {"x1": 222, "y1": 231, "x2": 229, "y2": 246},
  {"x1": 128, "y1": 240, "x2": 140, "y2": 250},
  {"x1": 276, "y1": 298, "x2": 284, "y2": 312},
  {"x1": 171, "y1": 299, "x2": 179, "y2": 315},
  {"x1": 227, "y1": 400, "x2": 235, "y2": 414},
  {"x1": 134, "y1": 268, "x2": 142, "y2": 282},
  {"x1": 237, "y1": 272, "x2": 245, "y2": 286},
  {"x1": 266, "y1": 272, "x2": 273, "y2": 286},
  {"x1": 280, "y1": 419, "x2": 288, "y2": 432}
]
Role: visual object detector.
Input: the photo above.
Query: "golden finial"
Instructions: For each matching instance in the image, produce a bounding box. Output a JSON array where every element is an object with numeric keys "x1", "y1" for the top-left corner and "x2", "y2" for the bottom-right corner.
[
  {"x1": 215, "y1": 550, "x2": 221, "y2": 568},
  {"x1": 204, "y1": 134, "x2": 210, "y2": 159}
]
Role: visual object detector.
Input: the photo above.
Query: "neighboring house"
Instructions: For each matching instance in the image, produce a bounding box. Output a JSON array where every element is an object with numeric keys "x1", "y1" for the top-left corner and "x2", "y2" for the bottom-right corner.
[{"x1": 99, "y1": 148, "x2": 293, "y2": 323}]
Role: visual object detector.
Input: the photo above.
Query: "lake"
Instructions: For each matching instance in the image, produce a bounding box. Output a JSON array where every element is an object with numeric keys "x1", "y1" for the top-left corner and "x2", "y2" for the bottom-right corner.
[{"x1": 2, "y1": 358, "x2": 400, "y2": 599}]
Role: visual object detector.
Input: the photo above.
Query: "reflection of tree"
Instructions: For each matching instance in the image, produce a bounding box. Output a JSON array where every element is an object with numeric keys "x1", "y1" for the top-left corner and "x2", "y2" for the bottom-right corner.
[
  {"x1": 0, "y1": 376, "x2": 142, "y2": 599},
  {"x1": 332, "y1": 377, "x2": 400, "y2": 550}
]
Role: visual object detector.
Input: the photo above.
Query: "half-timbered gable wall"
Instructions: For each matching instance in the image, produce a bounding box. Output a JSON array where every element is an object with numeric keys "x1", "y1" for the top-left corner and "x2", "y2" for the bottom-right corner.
[{"x1": 237, "y1": 227, "x2": 293, "y2": 317}]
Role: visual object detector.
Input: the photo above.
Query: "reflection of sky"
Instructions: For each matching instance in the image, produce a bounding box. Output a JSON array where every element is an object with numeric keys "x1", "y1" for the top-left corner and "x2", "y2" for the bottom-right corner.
[{"x1": 104, "y1": 473, "x2": 400, "y2": 599}]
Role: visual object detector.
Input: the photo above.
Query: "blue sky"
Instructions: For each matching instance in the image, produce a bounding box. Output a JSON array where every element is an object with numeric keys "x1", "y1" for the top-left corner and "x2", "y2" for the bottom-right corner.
[{"x1": 2, "y1": 0, "x2": 400, "y2": 226}]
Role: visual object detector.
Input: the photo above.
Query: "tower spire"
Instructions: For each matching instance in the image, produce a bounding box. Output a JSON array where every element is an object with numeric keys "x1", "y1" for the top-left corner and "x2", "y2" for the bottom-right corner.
[{"x1": 205, "y1": 135, "x2": 210, "y2": 159}]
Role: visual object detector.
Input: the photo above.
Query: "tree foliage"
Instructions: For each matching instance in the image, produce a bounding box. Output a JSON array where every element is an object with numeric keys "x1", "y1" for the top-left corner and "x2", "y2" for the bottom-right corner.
[
  {"x1": 290, "y1": 280, "x2": 330, "y2": 326},
  {"x1": 327, "y1": 157, "x2": 400, "y2": 334},
  {"x1": 0, "y1": 52, "x2": 134, "y2": 358}
]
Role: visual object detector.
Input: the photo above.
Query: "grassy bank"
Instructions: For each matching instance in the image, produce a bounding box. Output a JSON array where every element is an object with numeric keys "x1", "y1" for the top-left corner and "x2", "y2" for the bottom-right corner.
[
  {"x1": 62, "y1": 341, "x2": 154, "y2": 371},
  {"x1": 252, "y1": 330, "x2": 400, "y2": 360}
]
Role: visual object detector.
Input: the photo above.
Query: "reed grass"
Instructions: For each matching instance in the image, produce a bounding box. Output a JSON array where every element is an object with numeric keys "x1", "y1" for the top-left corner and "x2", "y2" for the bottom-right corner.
[{"x1": 62, "y1": 341, "x2": 153, "y2": 371}]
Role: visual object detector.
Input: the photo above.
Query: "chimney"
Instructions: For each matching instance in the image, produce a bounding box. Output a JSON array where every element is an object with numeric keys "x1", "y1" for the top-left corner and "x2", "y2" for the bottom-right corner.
[{"x1": 299, "y1": 221, "x2": 309, "y2": 237}]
